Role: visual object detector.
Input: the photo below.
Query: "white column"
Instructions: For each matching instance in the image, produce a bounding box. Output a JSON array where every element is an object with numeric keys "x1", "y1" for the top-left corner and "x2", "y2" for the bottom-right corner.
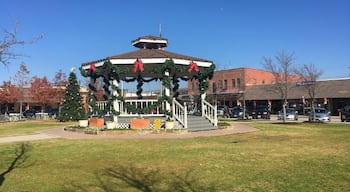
[
  {"x1": 112, "y1": 80, "x2": 119, "y2": 123},
  {"x1": 201, "y1": 92, "x2": 206, "y2": 117},
  {"x1": 164, "y1": 71, "x2": 171, "y2": 113}
]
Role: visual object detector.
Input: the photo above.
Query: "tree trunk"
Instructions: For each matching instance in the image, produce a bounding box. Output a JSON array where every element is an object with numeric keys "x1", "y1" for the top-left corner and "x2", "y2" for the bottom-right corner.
[
  {"x1": 243, "y1": 93, "x2": 246, "y2": 119},
  {"x1": 282, "y1": 100, "x2": 287, "y2": 123}
]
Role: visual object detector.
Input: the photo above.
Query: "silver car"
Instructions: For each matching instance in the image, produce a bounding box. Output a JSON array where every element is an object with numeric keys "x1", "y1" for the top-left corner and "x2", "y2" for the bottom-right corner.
[
  {"x1": 278, "y1": 108, "x2": 298, "y2": 121},
  {"x1": 308, "y1": 108, "x2": 331, "y2": 122}
]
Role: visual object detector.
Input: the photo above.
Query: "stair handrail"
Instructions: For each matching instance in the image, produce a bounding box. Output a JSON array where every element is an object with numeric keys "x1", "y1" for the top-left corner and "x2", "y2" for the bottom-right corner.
[
  {"x1": 202, "y1": 99, "x2": 218, "y2": 126},
  {"x1": 172, "y1": 99, "x2": 188, "y2": 129}
]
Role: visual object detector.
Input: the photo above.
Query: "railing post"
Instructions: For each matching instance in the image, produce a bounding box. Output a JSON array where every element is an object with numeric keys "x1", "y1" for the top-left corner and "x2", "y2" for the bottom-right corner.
[
  {"x1": 214, "y1": 103, "x2": 218, "y2": 127},
  {"x1": 172, "y1": 99, "x2": 176, "y2": 120},
  {"x1": 184, "y1": 102, "x2": 188, "y2": 128}
]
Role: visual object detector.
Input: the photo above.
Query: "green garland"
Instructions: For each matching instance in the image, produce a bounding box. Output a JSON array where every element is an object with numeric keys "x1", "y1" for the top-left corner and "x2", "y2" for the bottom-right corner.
[{"x1": 80, "y1": 58, "x2": 215, "y2": 116}]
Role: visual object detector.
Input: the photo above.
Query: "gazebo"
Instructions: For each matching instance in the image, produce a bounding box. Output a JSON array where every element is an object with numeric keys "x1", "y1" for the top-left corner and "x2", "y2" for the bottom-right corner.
[{"x1": 80, "y1": 35, "x2": 217, "y2": 130}]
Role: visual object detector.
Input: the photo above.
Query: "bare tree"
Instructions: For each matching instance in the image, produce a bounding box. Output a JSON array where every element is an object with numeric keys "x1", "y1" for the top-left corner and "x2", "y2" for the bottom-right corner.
[
  {"x1": 12, "y1": 63, "x2": 30, "y2": 117},
  {"x1": 52, "y1": 70, "x2": 68, "y2": 116},
  {"x1": 0, "y1": 21, "x2": 42, "y2": 66},
  {"x1": 263, "y1": 50, "x2": 296, "y2": 123},
  {"x1": 294, "y1": 63, "x2": 323, "y2": 121}
]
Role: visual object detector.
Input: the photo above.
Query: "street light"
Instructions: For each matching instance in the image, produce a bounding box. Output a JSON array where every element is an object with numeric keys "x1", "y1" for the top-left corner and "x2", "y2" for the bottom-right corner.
[{"x1": 239, "y1": 91, "x2": 246, "y2": 119}]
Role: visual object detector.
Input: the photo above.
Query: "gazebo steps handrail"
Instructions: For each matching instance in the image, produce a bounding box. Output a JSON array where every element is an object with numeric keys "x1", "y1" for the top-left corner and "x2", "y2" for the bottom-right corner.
[
  {"x1": 202, "y1": 99, "x2": 218, "y2": 126},
  {"x1": 172, "y1": 99, "x2": 188, "y2": 129}
]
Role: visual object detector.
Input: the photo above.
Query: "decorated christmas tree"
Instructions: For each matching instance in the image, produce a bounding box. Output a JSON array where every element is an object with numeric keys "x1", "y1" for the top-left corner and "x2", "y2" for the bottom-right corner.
[{"x1": 59, "y1": 70, "x2": 86, "y2": 121}]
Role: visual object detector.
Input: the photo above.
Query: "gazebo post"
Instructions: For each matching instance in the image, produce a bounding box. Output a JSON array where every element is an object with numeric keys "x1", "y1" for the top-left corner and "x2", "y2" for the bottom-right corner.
[
  {"x1": 164, "y1": 71, "x2": 171, "y2": 116},
  {"x1": 112, "y1": 79, "x2": 119, "y2": 124},
  {"x1": 201, "y1": 92, "x2": 206, "y2": 117}
]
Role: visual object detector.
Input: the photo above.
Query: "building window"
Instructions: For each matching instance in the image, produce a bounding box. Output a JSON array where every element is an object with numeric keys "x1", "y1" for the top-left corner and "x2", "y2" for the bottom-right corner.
[
  {"x1": 223, "y1": 80, "x2": 227, "y2": 90},
  {"x1": 232, "y1": 79, "x2": 236, "y2": 88},
  {"x1": 262, "y1": 80, "x2": 265, "y2": 84},
  {"x1": 212, "y1": 82, "x2": 217, "y2": 93},
  {"x1": 237, "y1": 78, "x2": 241, "y2": 88},
  {"x1": 253, "y1": 78, "x2": 257, "y2": 84},
  {"x1": 192, "y1": 81, "x2": 197, "y2": 90},
  {"x1": 218, "y1": 80, "x2": 223, "y2": 89}
]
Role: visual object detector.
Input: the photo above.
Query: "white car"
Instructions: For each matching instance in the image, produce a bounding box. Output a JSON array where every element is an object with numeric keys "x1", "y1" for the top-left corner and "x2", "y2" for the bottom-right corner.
[
  {"x1": 278, "y1": 108, "x2": 298, "y2": 121},
  {"x1": 217, "y1": 105, "x2": 228, "y2": 117}
]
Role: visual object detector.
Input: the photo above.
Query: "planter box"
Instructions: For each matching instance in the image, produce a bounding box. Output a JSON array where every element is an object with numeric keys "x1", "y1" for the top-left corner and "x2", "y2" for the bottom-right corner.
[
  {"x1": 78, "y1": 120, "x2": 89, "y2": 128},
  {"x1": 165, "y1": 121, "x2": 174, "y2": 129},
  {"x1": 130, "y1": 118, "x2": 150, "y2": 129},
  {"x1": 89, "y1": 118, "x2": 104, "y2": 128},
  {"x1": 106, "y1": 121, "x2": 116, "y2": 129}
]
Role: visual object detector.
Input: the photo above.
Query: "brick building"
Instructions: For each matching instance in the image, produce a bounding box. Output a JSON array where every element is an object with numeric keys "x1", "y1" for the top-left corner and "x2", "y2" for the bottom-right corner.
[
  {"x1": 187, "y1": 68, "x2": 350, "y2": 115},
  {"x1": 188, "y1": 68, "x2": 287, "y2": 107}
]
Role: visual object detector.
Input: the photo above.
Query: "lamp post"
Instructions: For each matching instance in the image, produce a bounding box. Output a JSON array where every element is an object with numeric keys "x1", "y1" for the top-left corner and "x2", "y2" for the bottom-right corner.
[{"x1": 239, "y1": 91, "x2": 246, "y2": 119}]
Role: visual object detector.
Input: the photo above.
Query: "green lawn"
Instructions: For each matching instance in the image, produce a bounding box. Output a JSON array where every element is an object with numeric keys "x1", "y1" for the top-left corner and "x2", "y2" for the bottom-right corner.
[
  {"x1": 0, "y1": 120, "x2": 73, "y2": 137},
  {"x1": 0, "y1": 121, "x2": 349, "y2": 191}
]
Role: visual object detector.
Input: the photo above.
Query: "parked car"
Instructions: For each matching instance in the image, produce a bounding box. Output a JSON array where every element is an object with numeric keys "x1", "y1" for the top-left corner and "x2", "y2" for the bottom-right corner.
[
  {"x1": 340, "y1": 105, "x2": 350, "y2": 122},
  {"x1": 217, "y1": 105, "x2": 228, "y2": 118},
  {"x1": 23, "y1": 109, "x2": 36, "y2": 118},
  {"x1": 230, "y1": 107, "x2": 243, "y2": 118},
  {"x1": 251, "y1": 106, "x2": 270, "y2": 119},
  {"x1": 230, "y1": 107, "x2": 252, "y2": 119},
  {"x1": 217, "y1": 105, "x2": 224, "y2": 117},
  {"x1": 278, "y1": 108, "x2": 298, "y2": 121},
  {"x1": 308, "y1": 108, "x2": 331, "y2": 122}
]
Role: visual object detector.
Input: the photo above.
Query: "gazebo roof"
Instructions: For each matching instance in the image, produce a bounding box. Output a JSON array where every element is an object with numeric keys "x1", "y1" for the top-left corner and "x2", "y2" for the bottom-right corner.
[{"x1": 81, "y1": 35, "x2": 213, "y2": 70}]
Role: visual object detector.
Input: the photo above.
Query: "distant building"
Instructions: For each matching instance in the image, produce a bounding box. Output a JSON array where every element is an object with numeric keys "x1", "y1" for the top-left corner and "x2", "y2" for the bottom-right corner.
[
  {"x1": 245, "y1": 78, "x2": 350, "y2": 115},
  {"x1": 188, "y1": 68, "x2": 299, "y2": 106},
  {"x1": 188, "y1": 68, "x2": 350, "y2": 115}
]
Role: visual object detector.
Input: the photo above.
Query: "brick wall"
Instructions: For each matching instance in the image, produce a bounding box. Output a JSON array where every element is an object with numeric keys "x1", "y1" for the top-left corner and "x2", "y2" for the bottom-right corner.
[{"x1": 188, "y1": 68, "x2": 278, "y2": 95}]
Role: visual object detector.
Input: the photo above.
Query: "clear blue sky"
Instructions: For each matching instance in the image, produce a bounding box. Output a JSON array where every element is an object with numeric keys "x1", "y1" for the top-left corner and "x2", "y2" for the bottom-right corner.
[{"x1": 1, "y1": 0, "x2": 349, "y2": 86}]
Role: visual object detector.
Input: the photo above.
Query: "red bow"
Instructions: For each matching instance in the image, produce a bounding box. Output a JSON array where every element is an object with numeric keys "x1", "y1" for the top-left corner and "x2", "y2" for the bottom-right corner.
[
  {"x1": 89, "y1": 63, "x2": 96, "y2": 72},
  {"x1": 188, "y1": 61, "x2": 199, "y2": 73},
  {"x1": 90, "y1": 64, "x2": 96, "y2": 72},
  {"x1": 133, "y1": 59, "x2": 144, "y2": 73}
]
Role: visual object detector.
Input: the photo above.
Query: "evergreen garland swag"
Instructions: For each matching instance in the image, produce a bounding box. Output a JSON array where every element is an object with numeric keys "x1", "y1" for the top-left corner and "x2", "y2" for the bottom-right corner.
[{"x1": 80, "y1": 58, "x2": 215, "y2": 115}]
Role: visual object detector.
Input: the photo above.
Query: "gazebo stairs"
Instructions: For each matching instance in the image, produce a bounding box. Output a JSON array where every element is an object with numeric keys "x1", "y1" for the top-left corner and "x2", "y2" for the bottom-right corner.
[{"x1": 186, "y1": 115, "x2": 218, "y2": 132}]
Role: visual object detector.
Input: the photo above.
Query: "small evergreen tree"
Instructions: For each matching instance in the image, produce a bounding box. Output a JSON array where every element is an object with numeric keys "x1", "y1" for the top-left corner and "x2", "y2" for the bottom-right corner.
[{"x1": 59, "y1": 71, "x2": 86, "y2": 121}]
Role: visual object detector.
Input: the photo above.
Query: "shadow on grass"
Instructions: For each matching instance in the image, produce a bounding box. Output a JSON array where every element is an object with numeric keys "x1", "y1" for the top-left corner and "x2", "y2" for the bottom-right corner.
[
  {"x1": 67, "y1": 164, "x2": 217, "y2": 192},
  {"x1": 0, "y1": 143, "x2": 31, "y2": 187}
]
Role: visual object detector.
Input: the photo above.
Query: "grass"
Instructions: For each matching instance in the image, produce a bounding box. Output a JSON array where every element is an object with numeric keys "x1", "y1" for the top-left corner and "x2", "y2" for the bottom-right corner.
[
  {"x1": 0, "y1": 120, "x2": 73, "y2": 137},
  {"x1": 0, "y1": 121, "x2": 349, "y2": 191}
]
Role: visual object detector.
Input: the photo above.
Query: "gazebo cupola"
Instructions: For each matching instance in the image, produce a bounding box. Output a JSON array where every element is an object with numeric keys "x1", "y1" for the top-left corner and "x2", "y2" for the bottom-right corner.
[{"x1": 131, "y1": 35, "x2": 168, "y2": 49}]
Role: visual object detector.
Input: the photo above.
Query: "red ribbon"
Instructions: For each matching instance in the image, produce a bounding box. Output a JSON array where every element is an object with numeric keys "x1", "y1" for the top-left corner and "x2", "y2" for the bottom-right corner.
[
  {"x1": 188, "y1": 61, "x2": 199, "y2": 73},
  {"x1": 133, "y1": 59, "x2": 144, "y2": 73},
  {"x1": 89, "y1": 63, "x2": 96, "y2": 72}
]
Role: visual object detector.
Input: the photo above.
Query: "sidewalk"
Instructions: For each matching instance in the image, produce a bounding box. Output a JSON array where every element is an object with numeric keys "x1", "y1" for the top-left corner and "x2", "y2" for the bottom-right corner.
[
  {"x1": 0, "y1": 133, "x2": 61, "y2": 144},
  {"x1": 0, "y1": 122, "x2": 258, "y2": 143}
]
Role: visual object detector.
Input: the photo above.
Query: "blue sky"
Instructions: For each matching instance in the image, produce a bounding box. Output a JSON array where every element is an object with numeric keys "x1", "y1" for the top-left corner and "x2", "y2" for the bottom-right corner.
[{"x1": 1, "y1": 0, "x2": 349, "y2": 87}]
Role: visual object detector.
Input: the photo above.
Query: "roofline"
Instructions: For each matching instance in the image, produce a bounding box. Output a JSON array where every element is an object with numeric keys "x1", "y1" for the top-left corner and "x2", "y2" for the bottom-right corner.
[
  {"x1": 318, "y1": 77, "x2": 350, "y2": 81},
  {"x1": 81, "y1": 58, "x2": 213, "y2": 70}
]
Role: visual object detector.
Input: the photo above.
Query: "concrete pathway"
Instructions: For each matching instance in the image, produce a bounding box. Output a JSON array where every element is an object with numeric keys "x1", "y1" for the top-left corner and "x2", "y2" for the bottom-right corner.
[
  {"x1": 0, "y1": 133, "x2": 61, "y2": 144},
  {"x1": 0, "y1": 122, "x2": 258, "y2": 143}
]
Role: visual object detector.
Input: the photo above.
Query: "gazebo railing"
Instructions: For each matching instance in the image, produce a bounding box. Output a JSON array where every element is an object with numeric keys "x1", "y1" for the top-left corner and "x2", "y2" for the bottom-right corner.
[
  {"x1": 96, "y1": 99, "x2": 166, "y2": 117},
  {"x1": 202, "y1": 99, "x2": 218, "y2": 127},
  {"x1": 172, "y1": 99, "x2": 187, "y2": 129},
  {"x1": 119, "y1": 99, "x2": 166, "y2": 116}
]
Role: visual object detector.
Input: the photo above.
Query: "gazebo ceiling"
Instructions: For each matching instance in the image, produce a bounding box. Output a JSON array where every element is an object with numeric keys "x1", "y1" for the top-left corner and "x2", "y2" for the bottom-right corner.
[{"x1": 81, "y1": 35, "x2": 213, "y2": 70}]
